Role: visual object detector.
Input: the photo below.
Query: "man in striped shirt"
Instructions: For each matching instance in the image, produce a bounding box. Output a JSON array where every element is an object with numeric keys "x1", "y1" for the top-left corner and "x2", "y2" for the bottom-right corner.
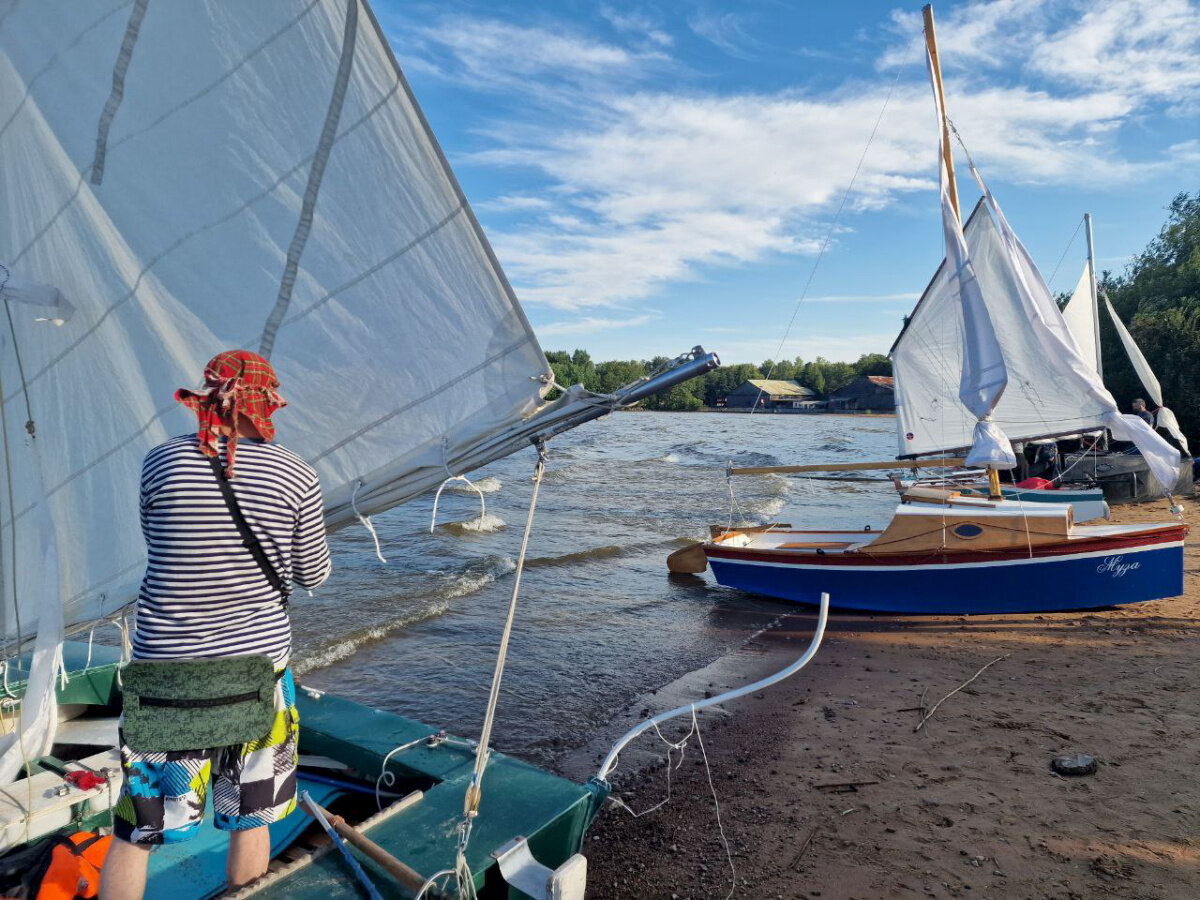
[{"x1": 102, "y1": 351, "x2": 331, "y2": 900}]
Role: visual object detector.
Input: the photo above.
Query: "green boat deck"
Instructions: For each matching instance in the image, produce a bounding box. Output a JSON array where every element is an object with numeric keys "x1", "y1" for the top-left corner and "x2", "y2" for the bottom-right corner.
[{"x1": 5, "y1": 642, "x2": 606, "y2": 898}]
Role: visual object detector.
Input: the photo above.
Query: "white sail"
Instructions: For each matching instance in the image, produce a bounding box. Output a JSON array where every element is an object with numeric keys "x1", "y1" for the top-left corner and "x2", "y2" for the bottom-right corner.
[
  {"x1": 0, "y1": 0, "x2": 574, "y2": 651},
  {"x1": 893, "y1": 204, "x2": 1115, "y2": 458},
  {"x1": 1062, "y1": 262, "x2": 1101, "y2": 374},
  {"x1": 0, "y1": 0, "x2": 717, "y2": 782},
  {"x1": 1105, "y1": 298, "x2": 1189, "y2": 454},
  {"x1": 967, "y1": 168, "x2": 1182, "y2": 492}
]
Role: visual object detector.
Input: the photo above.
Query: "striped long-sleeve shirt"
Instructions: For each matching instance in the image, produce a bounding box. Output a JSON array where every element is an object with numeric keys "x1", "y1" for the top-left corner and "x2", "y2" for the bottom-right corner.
[{"x1": 133, "y1": 434, "x2": 331, "y2": 667}]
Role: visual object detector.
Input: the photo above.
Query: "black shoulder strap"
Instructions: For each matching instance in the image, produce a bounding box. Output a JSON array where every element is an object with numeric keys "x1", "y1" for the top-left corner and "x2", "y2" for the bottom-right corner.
[{"x1": 207, "y1": 456, "x2": 289, "y2": 606}]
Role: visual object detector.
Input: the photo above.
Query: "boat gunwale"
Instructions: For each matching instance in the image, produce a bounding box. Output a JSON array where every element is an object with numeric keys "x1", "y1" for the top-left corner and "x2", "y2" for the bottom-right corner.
[{"x1": 705, "y1": 523, "x2": 1187, "y2": 567}]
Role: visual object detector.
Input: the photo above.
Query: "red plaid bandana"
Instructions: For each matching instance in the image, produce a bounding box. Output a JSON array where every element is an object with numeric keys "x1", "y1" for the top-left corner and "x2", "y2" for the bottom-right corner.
[{"x1": 176, "y1": 350, "x2": 286, "y2": 478}]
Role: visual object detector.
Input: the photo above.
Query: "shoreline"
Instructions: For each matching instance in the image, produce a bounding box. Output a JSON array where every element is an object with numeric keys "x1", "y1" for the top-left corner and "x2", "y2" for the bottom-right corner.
[{"x1": 578, "y1": 500, "x2": 1200, "y2": 899}]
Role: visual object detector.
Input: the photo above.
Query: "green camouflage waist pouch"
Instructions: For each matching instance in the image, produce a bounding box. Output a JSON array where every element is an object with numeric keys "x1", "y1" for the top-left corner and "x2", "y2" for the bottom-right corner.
[{"x1": 121, "y1": 656, "x2": 278, "y2": 752}]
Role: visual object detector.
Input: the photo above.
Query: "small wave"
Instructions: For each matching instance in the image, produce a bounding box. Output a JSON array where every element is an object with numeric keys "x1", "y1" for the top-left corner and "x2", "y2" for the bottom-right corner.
[
  {"x1": 446, "y1": 555, "x2": 516, "y2": 596},
  {"x1": 445, "y1": 476, "x2": 502, "y2": 494},
  {"x1": 526, "y1": 545, "x2": 629, "y2": 568},
  {"x1": 640, "y1": 452, "x2": 680, "y2": 464},
  {"x1": 294, "y1": 555, "x2": 515, "y2": 674},
  {"x1": 439, "y1": 513, "x2": 507, "y2": 535},
  {"x1": 741, "y1": 496, "x2": 787, "y2": 520},
  {"x1": 293, "y1": 600, "x2": 450, "y2": 674}
]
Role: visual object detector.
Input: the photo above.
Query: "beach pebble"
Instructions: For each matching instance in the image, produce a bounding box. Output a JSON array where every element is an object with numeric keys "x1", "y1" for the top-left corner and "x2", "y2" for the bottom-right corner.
[{"x1": 1051, "y1": 753, "x2": 1097, "y2": 776}]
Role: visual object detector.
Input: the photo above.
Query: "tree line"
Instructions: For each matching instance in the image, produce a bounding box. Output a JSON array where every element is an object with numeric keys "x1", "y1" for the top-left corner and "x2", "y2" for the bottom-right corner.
[
  {"x1": 1101, "y1": 191, "x2": 1199, "y2": 451},
  {"x1": 545, "y1": 350, "x2": 892, "y2": 411}
]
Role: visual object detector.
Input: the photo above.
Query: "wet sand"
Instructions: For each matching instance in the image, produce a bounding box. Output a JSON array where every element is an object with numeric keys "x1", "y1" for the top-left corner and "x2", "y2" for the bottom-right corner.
[{"x1": 580, "y1": 500, "x2": 1199, "y2": 899}]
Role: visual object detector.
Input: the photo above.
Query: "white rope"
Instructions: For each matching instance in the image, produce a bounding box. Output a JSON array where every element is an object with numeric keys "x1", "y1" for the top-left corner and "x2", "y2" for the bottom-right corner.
[
  {"x1": 351, "y1": 480, "x2": 387, "y2": 564},
  {"x1": 606, "y1": 709, "x2": 736, "y2": 900},
  {"x1": 55, "y1": 645, "x2": 67, "y2": 690},
  {"x1": 453, "y1": 446, "x2": 548, "y2": 898},
  {"x1": 415, "y1": 869, "x2": 458, "y2": 900},
  {"x1": 375, "y1": 732, "x2": 444, "y2": 811},
  {"x1": 83, "y1": 627, "x2": 95, "y2": 673},
  {"x1": 606, "y1": 715, "x2": 697, "y2": 819},
  {"x1": 0, "y1": 660, "x2": 13, "y2": 699},
  {"x1": 111, "y1": 616, "x2": 131, "y2": 688},
  {"x1": 693, "y1": 709, "x2": 737, "y2": 900},
  {"x1": 429, "y1": 475, "x2": 487, "y2": 534}
]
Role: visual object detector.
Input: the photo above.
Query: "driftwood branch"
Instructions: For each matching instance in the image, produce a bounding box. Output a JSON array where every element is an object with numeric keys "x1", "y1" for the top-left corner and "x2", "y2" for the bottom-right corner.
[
  {"x1": 789, "y1": 824, "x2": 820, "y2": 870},
  {"x1": 914, "y1": 654, "x2": 1011, "y2": 732}
]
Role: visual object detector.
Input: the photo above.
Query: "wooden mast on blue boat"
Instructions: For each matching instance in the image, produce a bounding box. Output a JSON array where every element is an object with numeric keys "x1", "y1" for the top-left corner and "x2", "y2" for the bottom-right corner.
[{"x1": 923, "y1": 3, "x2": 1002, "y2": 502}]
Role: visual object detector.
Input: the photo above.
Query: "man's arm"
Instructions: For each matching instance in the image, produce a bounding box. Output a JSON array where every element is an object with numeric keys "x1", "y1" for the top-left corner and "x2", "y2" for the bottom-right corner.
[{"x1": 292, "y1": 474, "x2": 332, "y2": 590}]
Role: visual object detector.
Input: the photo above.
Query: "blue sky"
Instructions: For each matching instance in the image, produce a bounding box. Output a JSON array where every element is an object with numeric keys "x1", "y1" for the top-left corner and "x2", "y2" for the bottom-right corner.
[{"x1": 375, "y1": 0, "x2": 1200, "y2": 364}]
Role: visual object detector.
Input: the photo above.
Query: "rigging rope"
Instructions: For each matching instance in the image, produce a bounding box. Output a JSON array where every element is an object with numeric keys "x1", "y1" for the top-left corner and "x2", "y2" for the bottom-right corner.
[
  {"x1": 440, "y1": 443, "x2": 548, "y2": 900},
  {"x1": 350, "y1": 479, "x2": 387, "y2": 563}
]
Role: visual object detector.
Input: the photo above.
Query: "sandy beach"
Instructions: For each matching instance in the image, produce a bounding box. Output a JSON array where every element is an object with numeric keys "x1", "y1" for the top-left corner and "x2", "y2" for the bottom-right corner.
[{"x1": 578, "y1": 499, "x2": 1200, "y2": 899}]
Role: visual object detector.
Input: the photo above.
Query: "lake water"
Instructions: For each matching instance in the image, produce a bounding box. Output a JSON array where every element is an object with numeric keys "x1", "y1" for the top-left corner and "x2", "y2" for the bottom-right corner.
[{"x1": 292, "y1": 412, "x2": 898, "y2": 766}]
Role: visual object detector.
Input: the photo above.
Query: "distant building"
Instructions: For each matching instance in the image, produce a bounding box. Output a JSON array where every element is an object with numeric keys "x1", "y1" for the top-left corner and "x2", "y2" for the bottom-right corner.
[
  {"x1": 828, "y1": 375, "x2": 895, "y2": 412},
  {"x1": 724, "y1": 379, "x2": 818, "y2": 410}
]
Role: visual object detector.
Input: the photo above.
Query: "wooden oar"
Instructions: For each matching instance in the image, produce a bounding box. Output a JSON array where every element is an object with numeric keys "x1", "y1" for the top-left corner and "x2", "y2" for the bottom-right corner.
[
  {"x1": 300, "y1": 793, "x2": 430, "y2": 896},
  {"x1": 728, "y1": 457, "x2": 966, "y2": 476}
]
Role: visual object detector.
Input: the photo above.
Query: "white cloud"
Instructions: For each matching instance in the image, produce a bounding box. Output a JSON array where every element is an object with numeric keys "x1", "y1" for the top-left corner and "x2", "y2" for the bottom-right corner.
[
  {"x1": 600, "y1": 6, "x2": 673, "y2": 48},
  {"x1": 476, "y1": 194, "x2": 555, "y2": 213},
  {"x1": 537, "y1": 312, "x2": 660, "y2": 336},
  {"x1": 687, "y1": 9, "x2": 766, "y2": 60},
  {"x1": 805, "y1": 292, "x2": 923, "y2": 303},
  {"x1": 397, "y1": 1, "x2": 1200, "y2": 314}
]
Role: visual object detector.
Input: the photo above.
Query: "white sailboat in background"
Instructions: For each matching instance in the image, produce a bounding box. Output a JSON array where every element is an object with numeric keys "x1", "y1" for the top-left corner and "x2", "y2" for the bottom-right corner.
[
  {"x1": 693, "y1": 4, "x2": 1188, "y2": 616},
  {"x1": 1058, "y1": 215, "x2": 1193, "y2": 501}
]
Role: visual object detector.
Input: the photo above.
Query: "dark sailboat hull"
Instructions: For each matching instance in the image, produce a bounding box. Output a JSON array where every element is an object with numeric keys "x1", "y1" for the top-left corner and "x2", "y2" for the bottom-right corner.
[{"x1": 1061, "y1": 451, "x2": 1195, "y2": 505}]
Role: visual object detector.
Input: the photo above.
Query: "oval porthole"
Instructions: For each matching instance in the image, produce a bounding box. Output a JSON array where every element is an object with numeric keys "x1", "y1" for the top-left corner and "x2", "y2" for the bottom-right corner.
[{"x1": 952, "y1": 523, "x2": 984, "y2": 539}]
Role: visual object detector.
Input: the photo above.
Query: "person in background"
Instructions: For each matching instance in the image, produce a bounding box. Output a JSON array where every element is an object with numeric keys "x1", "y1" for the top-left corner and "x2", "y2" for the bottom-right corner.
[
  {"x1": 1131, "y1": 398, "x2": 1154, "y2": 426},
  {"x1": 100, "y1": 350, "x2": 331, "y2": 900}
]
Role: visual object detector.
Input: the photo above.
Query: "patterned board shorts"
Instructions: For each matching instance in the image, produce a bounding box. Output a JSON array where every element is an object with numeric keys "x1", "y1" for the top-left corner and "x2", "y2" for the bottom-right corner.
[{"x1": 113, "y1": 668, "x2": 299, "y2": 845}]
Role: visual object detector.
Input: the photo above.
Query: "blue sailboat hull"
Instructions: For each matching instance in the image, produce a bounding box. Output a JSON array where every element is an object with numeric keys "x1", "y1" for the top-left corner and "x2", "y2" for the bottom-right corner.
[{"x1": 708, "y1": 539, "x2": 1184, "y2": 615}]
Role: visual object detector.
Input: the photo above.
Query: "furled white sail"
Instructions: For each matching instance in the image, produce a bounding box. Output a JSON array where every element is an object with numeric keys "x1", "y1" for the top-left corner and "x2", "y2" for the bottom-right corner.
[
  {"x1": 1062, "y1": 262, "x2": 1101, "y2": 374},
  {"x1": 923, "y1": 45, "x2": 1013, "y2": 470},
  {"x1": 1105, "y1": 297, "x2": 1189, "y2": 454}
]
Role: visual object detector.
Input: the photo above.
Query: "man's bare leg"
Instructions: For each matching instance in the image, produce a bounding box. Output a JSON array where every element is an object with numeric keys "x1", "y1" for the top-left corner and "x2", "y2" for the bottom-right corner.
[
  {"x1": 227, "y1": 825, "x2": 271, "y2": 887},
  {"x1": 99, "y1": 837, "x2": 151, "y2": 900}
]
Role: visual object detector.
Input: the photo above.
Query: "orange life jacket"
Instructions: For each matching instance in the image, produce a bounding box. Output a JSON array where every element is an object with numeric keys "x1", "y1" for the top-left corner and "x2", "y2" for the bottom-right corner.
[{"x1": 35, "y1": 832, "x2": 111, "y2": 900}]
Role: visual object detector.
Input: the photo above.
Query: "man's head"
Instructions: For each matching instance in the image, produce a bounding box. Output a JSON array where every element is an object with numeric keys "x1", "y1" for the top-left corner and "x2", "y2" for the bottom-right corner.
[
  {"x1": 1132, "y1": 398, "x2": 1147, "y2": 413},
  {"x1": 176, "y1": 350, "x2": 286, "y2": 476}
]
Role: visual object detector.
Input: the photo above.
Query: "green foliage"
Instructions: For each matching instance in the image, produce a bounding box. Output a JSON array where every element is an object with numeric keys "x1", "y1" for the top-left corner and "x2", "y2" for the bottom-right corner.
[
  {"x1": 544, "y1": 350, "x2": 893, "y2": 411},
  {"x1": 1102, "y1": 191, "x2": 1200, "y2": 448}
]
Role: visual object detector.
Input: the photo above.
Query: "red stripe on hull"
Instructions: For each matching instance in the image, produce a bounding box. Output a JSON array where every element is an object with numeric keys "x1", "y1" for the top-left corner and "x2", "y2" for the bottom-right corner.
[{"x1": 704, "y1": 524, "x2": 1187, "y2": 568}]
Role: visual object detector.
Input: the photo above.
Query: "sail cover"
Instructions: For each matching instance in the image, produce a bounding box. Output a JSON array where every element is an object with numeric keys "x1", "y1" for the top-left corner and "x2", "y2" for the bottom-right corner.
[
  {"x1": 1061, "y1": 262, "x2": 1101, "y2": 374},
  {"x1": 0, "y1": 0, "x2": 561, "y2": 651}
]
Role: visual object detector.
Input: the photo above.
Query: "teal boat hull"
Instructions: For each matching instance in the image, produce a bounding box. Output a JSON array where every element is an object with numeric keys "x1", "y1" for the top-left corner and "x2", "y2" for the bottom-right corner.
[{"x1": 5, "y1": 642, "x2": 606, "y2": 898}]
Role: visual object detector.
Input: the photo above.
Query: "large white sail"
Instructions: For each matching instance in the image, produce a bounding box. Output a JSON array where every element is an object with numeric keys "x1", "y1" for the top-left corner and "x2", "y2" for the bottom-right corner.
[{"x1": 0, "y1": 0, "x2": 685, "y2": 651}]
